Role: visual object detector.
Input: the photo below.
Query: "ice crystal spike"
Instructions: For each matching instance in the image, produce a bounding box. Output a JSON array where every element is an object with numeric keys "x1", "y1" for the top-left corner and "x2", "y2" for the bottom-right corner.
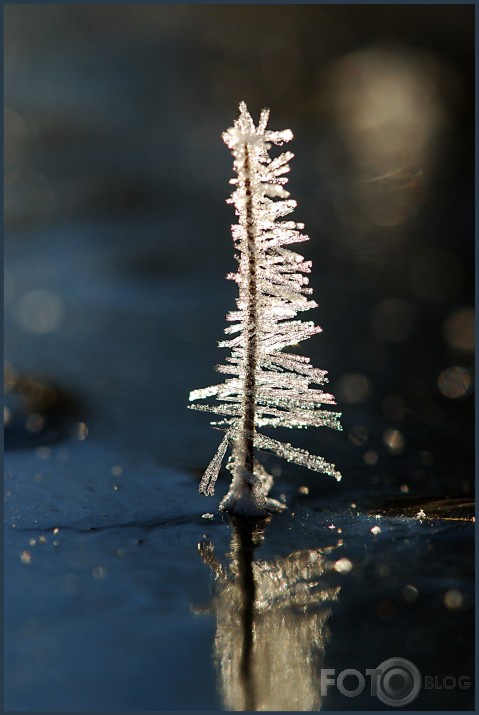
[{"x1": 189, "y1": 102, "x2": 342, "y2": 517}]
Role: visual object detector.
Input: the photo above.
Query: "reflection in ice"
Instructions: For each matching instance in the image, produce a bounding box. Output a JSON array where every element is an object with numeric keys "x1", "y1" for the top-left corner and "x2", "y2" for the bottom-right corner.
[{"x1": 199, "y1": 519, "x2": 341, "y2": 710}]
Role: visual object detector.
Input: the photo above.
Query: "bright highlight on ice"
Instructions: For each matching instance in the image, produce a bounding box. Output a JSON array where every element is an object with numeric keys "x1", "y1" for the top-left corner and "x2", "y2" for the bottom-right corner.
[{"x1": 189, "y1": 102, "x2": 342, "y2": 516}]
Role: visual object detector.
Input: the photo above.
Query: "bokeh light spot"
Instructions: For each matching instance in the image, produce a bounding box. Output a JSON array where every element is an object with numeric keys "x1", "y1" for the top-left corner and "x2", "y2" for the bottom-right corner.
[
  {"x1": 403, "y1": 585, "x2": 418, "y2": 602},
  {"x1": 71, "y1": 422, "x2": 89, "y2": 440},
  {"x1": 333, "y1": 557, "x2": 353, "y2": 574},
  {"x1": 15, "y1": 289, "x2": 64, "y2": 334},
  {"x1": 326, "y1": 45, "x2": 449, "y2": 235},
  {"x1": 25, "y1": 413, "x2": 45, "y2": 434},
  {"x1": 437, "y1": 366, "x2": 471, "y2": 399},
  {"x1": 383, "y1": 428, "x2": 405, "y2": 454},
  {"x1": 337, "y1": 373, "x2": 371, "y2": 403},
  {"x1": 443, "y1": 307, "x2": 475, "y2": 352},
  {"x1": 444, "y1": 589, "x2": 463, "y2": 610},
  {"x1": 364, "y1": 450, "x2": 378, "y2": 465},
  {"x1": 348, "y1": 425, "x2": 368, "y2": 446}
]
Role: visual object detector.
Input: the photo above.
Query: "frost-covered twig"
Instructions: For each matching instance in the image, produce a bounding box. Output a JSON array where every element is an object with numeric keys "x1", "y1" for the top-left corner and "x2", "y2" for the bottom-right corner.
[{"x1": 189, "y1": 102, "x2": 342, "y2": 516}]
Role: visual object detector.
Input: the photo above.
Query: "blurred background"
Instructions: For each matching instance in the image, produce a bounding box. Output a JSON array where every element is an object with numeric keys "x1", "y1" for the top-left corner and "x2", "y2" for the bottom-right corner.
[
  {"x1": 4, "y1": 4, "x2": 475, "y2": 711},
  {"x1": 5, "y1": 4, "x2": 474, "y2": 492}
]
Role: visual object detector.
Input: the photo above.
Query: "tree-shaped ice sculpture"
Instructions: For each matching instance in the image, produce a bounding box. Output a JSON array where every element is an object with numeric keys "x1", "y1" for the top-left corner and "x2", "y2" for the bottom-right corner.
[{"x1": 189, "y1": 102, "x2": 342, "y2": 516}]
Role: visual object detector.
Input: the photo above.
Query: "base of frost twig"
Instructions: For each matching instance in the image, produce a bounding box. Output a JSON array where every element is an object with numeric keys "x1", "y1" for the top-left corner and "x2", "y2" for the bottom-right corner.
[{"x1": 219, "y1": 482, "x2": 286, "y2": 517}]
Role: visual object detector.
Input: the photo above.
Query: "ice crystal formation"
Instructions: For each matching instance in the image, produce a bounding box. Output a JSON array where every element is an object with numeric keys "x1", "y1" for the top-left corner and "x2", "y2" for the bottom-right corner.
[{"x1": 189, "y1": 102, "x2": 342, "y2": 516}]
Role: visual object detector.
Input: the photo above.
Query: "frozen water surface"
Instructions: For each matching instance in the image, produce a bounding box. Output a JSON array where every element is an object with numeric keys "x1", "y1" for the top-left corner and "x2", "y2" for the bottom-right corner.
[{"x1": 5, "y1": 433, "x2": 473, "y2": 710}]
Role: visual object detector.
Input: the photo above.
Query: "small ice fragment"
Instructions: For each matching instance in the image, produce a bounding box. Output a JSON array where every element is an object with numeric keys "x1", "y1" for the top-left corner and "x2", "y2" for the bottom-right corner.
[
  {"x1": 415, "y1": 509, "x2": 426, "y2": 520},
  {"x1": 370, "y1": 525, "x2": 381, "y2": 535},
  {"x1": 201, "y1": 513, "x2": 214, "y2": 520}
]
